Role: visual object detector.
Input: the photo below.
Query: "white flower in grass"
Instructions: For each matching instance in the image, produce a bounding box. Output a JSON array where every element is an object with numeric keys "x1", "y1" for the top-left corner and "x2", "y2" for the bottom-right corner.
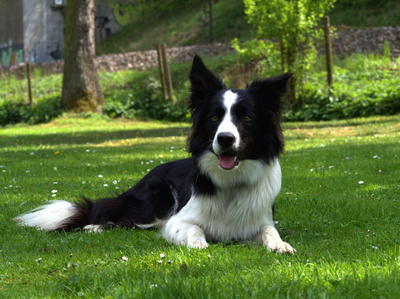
[
  {"x1": 113, "y1": 180, "x2": 118, "y2": 185},
  {"x1": 103, "y1": 184, "x2": 108, "y2": 187},
  {"x1": 358, "y1": 181, "x2": 364, "y2": 185},
  {"x1": 52, "y1": 190, "x2": 58, "y2": 193},
  {"x1": 122, "y1": 256, "x2": 128, "y2": 261},
  {"x1": 98, "y1": 175, "x2": 103, "y2": 178},
  {"x1": 160, "y1": 253, "x2": 165, "y2": 259}
]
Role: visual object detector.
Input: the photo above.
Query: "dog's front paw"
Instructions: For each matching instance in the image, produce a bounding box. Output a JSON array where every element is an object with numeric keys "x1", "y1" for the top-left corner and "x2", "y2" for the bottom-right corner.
[
  {"x1": 187, "y1": 238, "x2": 209, "y2": 249},
  {"x1": 265, "y1": 240, "x2": 296, "y2": 254}
]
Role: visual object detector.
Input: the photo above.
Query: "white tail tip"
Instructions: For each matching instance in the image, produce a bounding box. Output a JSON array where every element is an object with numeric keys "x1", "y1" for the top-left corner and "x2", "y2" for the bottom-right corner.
[{"x1": 14, "y1": 200, "x2": 77, "y2": 231}]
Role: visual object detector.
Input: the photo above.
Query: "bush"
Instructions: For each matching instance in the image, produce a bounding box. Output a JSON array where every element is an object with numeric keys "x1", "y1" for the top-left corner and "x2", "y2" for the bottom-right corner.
[
  {"x1": 0, "y1": 94, "x2": 62, "y2": 126},
  {"x1": 102, "y1": 75, "x2": 189, "y2": 122},
  {"x1": 284, "y1": 71, "x2": 400, "y2": 121},
  {"x1": 1, "y1": 52, "x2": 400, "y2": 126}
]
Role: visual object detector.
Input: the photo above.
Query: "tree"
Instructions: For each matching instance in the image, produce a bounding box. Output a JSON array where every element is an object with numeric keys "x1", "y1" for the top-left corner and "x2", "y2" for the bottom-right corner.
[
  {"x1": 243, "y1": 0, "x2": 336, "y2": 104},
  {"x1": 62, "y1": 0, "x2": 104, "y2": 112}
]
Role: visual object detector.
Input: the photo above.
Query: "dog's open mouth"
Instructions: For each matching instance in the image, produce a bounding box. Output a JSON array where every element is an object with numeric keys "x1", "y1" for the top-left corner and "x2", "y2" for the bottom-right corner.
[{"x1": 218, "y1": 153, "x2": 239, "y2": 169}]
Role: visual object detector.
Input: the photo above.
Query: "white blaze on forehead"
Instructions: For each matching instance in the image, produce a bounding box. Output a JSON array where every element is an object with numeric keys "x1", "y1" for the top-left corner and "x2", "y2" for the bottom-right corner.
[
  {"x1": 223, "y1": 90, "x2": 237, "y2": 109},
  {"x1": 213, "y1": 90, "x2": 241, "y2": 153}
]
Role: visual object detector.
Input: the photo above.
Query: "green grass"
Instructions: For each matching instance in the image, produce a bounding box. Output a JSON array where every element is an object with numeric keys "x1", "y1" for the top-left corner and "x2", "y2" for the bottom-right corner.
[
  {"x1": 330, "y1": 0, "x2": 400, "y2": 27},
  {"x1": 96, "y1": 0, "x2": 248, "y2": 55},
  {"x1": 96, "y1": 0, "x2": 400, "y2": 55},
  {"x1": 1, "y1": 114, "x2": 400, "y2": 297}
]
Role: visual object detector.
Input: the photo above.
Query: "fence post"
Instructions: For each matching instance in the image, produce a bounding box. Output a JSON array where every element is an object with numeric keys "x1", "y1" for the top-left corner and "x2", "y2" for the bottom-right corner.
[
  {"x1": 157, "y1": 45, "x2": 167, "y2": 102},
  {"x1": 161, "y1": 43, "x2": 174, "y2": 102},
  {"x1": 324, "y1": 16, "x2": 333, "y2": 86},
  {"x1": 26, "y1": 63, "x2": 33, "y2": 107}
]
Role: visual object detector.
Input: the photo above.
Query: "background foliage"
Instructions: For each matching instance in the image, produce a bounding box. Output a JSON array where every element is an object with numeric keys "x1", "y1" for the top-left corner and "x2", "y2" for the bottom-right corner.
[{"x1": 1, "y1": 0, "x2": 400, "y2": 126}]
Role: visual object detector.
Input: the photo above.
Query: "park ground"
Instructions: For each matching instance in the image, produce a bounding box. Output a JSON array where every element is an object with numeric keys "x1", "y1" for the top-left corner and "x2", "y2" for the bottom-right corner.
[{"x1": 1, "y1": 114, "x2": 399, "y2": 297}]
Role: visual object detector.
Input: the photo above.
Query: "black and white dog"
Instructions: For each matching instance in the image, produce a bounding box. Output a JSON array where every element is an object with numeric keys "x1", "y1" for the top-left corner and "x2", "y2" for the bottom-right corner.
[{"x1": 15, "y1": 55, "x2": 295, "y2": 254}]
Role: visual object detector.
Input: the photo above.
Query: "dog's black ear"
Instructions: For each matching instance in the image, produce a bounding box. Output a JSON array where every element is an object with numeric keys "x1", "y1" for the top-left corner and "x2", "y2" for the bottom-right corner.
[
  {"x1": 247, "y1": 73, "x2": 292, "y2": 98},
  {"x1": 189, "y1": 55, "x2": 225, "y2": 111},
  {"x1": 246, "y1": 73, "x2": 292, "y2": 113}
]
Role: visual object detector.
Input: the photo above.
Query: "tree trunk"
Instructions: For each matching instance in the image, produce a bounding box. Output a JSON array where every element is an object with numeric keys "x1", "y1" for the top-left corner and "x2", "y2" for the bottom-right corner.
[{"x1": 61, "y1": 0, "x2": 104, "y2": 112}]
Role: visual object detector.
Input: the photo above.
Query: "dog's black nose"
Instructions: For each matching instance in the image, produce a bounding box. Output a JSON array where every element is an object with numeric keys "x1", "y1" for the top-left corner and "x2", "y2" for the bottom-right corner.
[{"x1": 217, "y1": 132, "x2": 235, "y2": 148}]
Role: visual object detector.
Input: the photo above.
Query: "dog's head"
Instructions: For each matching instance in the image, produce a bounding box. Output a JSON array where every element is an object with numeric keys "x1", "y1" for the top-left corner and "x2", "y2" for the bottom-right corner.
[{"x1": 188, "y1": 55, "x2": 291, "y2": 169}]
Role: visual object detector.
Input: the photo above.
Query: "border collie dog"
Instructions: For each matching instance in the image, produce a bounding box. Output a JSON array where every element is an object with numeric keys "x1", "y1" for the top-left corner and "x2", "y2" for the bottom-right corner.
[{"x1": 15, "y1": 55, "x2": 295, "y2": 254}]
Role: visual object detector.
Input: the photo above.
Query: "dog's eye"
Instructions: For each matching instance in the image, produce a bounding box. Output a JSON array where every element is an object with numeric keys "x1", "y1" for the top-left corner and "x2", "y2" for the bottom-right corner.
[
  {"x1": 243, "y1": 115, "x2": 252, "y2": 122},
  {"x1": 210, "y1": 115, "x2": 219, "y2": 122}
]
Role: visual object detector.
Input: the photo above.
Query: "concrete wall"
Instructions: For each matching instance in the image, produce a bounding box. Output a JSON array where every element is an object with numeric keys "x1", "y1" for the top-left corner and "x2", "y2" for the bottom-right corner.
[
  {"x1": 23, "y1": 0, "x2": 65, "y2": 63},
  {"x1": 0, "y1": 0, "x2": 24, "y2": 66},
  {"x1": 0, "y1": 0, "x2": 136, "y2": 66},
  {"x1": 95, "y1": 1, "x2": 137, "y2": 44}
]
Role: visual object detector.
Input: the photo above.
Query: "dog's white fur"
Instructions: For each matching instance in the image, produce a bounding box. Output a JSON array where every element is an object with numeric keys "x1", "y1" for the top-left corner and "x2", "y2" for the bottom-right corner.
[
  {"x1": 212, "y1": 91, "x2": 241, "y2": 153},
  {"x1": 15, "y1": 200, "x2": 76, "y2": 231}
]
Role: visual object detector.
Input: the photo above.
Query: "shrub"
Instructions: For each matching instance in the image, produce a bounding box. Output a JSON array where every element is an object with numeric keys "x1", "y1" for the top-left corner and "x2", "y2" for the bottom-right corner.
[{"x1": 0, "y1": 94, "x2": 62, "y2": 126}]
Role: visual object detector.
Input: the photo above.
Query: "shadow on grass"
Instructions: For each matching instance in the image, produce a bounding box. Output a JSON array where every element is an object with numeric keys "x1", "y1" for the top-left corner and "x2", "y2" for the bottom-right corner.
[
  {"x1": 283, "y1": 114, "x2": 400, "y2": 130},
  {"x1": 2, "y1": 126, "x2": 190, "y2": 147}
]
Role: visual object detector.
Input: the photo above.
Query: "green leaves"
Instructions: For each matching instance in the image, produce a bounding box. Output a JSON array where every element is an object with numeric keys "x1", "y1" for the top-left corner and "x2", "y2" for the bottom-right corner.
[{"x1": 242, "y1": 0, "x2": 336, "y2": 101}]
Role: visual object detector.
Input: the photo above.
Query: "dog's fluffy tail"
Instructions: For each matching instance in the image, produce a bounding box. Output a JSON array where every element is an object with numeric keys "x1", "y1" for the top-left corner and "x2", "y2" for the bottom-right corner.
[{"x1": 14, "y1": 200, "x2": 79, "y2": 231}]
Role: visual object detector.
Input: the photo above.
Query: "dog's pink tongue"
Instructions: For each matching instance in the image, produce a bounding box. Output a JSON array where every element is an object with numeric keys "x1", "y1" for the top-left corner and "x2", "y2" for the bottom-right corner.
[{"x1": 219, "y1": 153, "x2": 236, "y2": 169}]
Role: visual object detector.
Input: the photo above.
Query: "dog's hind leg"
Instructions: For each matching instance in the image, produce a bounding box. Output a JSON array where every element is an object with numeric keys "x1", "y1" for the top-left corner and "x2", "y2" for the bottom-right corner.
[
  {"x1": 63, "y1": 178, "x2": 179, "y2": 231},
  {"x1": 15, "y1": 178, "x2": 179, "y2": 232}
]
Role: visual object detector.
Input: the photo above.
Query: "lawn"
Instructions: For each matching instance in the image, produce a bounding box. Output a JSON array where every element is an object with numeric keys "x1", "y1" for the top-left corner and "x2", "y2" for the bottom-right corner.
[{"x1": 1, "y1": 114, "x2": 400, "y2": 298}]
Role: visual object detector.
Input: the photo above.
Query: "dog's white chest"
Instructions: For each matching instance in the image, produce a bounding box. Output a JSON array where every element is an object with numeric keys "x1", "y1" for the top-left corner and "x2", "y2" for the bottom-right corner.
[
  {"x1": 189, "y1": 184, "x2": 276, "y2": 241},
  {"x1": 177, "y1": 162, "x2": 281, "y2": 242}
]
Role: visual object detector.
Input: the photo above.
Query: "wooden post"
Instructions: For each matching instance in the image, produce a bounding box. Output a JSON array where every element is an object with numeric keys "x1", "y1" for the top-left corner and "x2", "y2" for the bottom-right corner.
[
  {"x1": 26, "y1": 63, "x2": 33, "y2": 107},
  {"x1": 157, "y1": 45, "x2": 167, "y2": 102},
  {"x1": 161, "y1": 43, "x2": 174, "y2": 102},
  {"x1": 324, "y1": 16, "x2": 333, "y2": 86}
]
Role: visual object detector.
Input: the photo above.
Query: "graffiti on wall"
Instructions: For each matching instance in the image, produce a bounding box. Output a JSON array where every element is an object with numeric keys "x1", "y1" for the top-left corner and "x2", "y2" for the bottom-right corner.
[
  {"x1": 0, "y1": 45, "x2": 24, "y2": 67},
  {"x1": 112, "y1": 3, "x2": 135, "y2": 26},
  {"x1": 95, "y1": 1, "x2": 137, "y2": 43}
]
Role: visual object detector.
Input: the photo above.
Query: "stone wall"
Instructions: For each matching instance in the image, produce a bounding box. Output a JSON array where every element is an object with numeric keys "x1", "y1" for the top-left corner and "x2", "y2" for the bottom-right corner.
[
  {"x1": 328, "y1": 26, "x2": 400, "y2": 57},
  {"x1": 2, "y1": 27, "x2": 400, "y2": 78}
]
